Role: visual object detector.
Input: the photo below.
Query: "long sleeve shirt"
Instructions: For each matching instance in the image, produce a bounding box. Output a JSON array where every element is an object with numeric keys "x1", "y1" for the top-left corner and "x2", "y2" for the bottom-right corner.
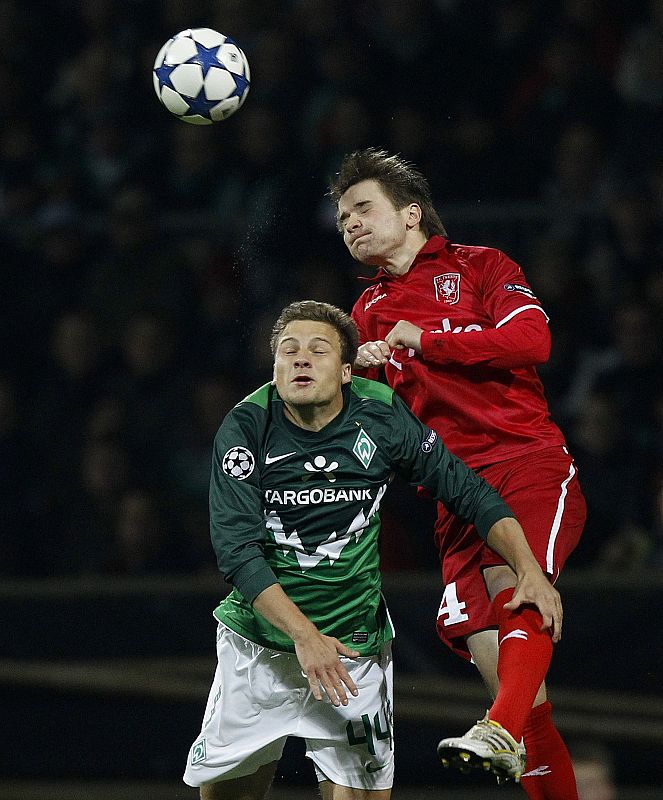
[{"x1": 352, "y1": 236, "x2": 566, "y2": 469}]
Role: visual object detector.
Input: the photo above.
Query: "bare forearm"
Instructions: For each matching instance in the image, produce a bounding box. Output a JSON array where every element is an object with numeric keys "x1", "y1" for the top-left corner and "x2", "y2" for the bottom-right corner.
[
  {"x1": 252, "y1": 583, "x2": 360, "y2": 705},
  {"x1": 252, "y1": 583, "x2": 317, "y2": 643},
  {"x1": 487, "y1": 517, "x2": 564, "y2": 641},
  {"x1": 486, "y1": 517, "x2": 543, "y2": 578}
]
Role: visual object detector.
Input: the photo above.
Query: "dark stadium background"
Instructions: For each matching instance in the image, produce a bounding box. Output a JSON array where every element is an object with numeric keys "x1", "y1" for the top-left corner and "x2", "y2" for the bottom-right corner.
[{"x1": 1, "y1": 1, "x2": 662, "y2": 798}]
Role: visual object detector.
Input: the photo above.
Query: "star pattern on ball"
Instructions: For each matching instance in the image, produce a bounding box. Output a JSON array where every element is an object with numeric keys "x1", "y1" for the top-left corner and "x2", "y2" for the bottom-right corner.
[
  {"x1": 188, "y1": 43, "x2": 225, "y2": 77},
  {"x1": 186, "y1": 89, "x2": 225, "y2": 117},
  {"x1": 232, "y1": 72, "x2": 250, "y2": 97},
  {"x1": 153, "y1": 30, "x2": 250, "y2": 123},
  {"x1": 154, "y1": 60, "x2": 177, "y2": 90}
]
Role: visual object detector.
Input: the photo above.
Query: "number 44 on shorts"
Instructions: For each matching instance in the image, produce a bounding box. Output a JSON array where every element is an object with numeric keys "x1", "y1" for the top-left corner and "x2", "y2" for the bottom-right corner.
[
  {"x1": 437, "y1": 582, "x2": 469, "y2": 626},
  {"x1": 346, "y1": 711, "x2": 392, "y2": 755}
]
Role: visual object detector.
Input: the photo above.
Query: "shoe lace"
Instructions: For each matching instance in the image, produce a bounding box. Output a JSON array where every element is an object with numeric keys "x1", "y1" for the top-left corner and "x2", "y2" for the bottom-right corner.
[{"x1": 469, "y1": 721, "x2": 520, "y2": 755}]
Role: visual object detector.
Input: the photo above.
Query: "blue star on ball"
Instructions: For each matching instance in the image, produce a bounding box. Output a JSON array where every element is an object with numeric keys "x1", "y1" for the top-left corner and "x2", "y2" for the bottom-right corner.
[
  {"x1": 189, "y1": 43, "x2": 224, "y2": 77},
  {"x1": 154, "y1": 60, "x2": 177, "y2": 90}
]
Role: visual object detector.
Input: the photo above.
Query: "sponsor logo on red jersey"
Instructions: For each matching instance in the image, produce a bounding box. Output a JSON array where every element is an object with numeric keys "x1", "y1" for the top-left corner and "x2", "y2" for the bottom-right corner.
[
  {"x1": 504, "y1": 282, "x2": 536, "y2": 299},
  {"x1": 434, "y1": 273, "x2": 461, "y2": 304},
  {"x1": 364, "y1": 292, "x2": 387, "y2": 311}
]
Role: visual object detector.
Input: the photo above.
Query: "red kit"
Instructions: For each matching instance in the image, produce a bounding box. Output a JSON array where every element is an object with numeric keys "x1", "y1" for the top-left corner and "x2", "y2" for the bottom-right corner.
[
  {"x1": 351, "y1": 235, "x2": 566, "y2": 470},
  {"x1": 351, "y1": 235, "x2": 586, "y2": 658}
]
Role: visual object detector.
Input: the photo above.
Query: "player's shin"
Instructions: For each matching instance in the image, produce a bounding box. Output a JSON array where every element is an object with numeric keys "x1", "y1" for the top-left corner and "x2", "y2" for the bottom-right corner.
[
  {"x1": 521, "y1": 701, "x2": 578, "y2": 800},
  {"x1": 487, "y1": 588, "x2": 553, "y2": 742}
]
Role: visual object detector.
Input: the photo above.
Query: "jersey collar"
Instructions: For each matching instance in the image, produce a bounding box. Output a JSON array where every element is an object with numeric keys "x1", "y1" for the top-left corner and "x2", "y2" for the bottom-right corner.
[
  {"x1": 358, "y1": 235, "x2": 449, "y2": 282},
  {"x1": 273, "y1": 383, "x2": 352, "y2": 438}
]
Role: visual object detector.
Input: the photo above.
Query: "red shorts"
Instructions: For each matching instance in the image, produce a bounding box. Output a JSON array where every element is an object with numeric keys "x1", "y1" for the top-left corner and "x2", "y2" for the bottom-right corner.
[{"x1": 434, "y1": 446, "x2": 586, "y2": 661}]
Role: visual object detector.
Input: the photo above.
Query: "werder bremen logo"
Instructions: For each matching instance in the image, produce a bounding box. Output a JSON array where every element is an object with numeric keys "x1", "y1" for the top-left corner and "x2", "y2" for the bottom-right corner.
[
  {"x1": 191, "y1": 738, "x2": 207, "y2": 765},
  {"x1": 353, "y1": 428, "x2": 377, "y2": 469}
]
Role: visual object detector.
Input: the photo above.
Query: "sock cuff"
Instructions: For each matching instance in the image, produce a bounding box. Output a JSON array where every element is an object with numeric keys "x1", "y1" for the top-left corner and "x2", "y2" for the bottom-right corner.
[
  {"x1": 528, "y1": 700, "x2": 552, "y2": 723},
  {"x1": 491, "y1": 586, "x2": 515, "y2": 613},
  {"x1": 492, "y1": 586, "x2": 549, "y2": 631}
]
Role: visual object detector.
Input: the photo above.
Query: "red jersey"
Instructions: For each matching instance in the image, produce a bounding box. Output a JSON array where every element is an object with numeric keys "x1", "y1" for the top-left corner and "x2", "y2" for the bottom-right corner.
[{"x1": 351, "y1": 236, "x2": 566, "y2": 468}]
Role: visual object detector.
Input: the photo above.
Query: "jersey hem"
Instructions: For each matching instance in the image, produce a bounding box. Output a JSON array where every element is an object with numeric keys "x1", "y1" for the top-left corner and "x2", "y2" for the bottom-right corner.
[{"x1": 463, "y1": 439, "x2": 568, "y2": 471}]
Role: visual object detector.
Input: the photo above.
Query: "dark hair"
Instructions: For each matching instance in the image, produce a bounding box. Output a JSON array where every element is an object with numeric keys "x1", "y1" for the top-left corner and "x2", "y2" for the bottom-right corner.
[
  {"x1": 270, "y1": 300, "x2": 359, "y2": 366},
  {"x1": 328, "y1": 147, "x2": 448, "y2": 238}
]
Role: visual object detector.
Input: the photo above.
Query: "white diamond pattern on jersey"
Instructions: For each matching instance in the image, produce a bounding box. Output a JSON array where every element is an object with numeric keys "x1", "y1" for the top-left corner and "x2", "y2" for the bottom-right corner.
[{"x1": 265, "y1": 483, "x2": 388, "y2": 570}]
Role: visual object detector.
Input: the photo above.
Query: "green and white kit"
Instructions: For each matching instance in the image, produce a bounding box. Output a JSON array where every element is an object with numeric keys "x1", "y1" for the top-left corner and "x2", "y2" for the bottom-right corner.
[
  {"x1": 210, "y1": 376, "x2": 511, "y2": 656},
  {"x1": 184, "y1": 376, "x2": 513, "y2": 789}
]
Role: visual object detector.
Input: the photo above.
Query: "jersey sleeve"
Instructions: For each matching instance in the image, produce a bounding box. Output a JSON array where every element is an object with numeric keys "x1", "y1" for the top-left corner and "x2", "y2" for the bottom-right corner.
[
  {"x1": 386, "y1": 394, "x2": 514, "y2": 539},
  {"x1": 420, "y1": 309, "x2": 551, "y2": 368},
  {"x1": 419, "y1": 250, "x2": 551, "y2": 369},
  {"x1": 482, "y1": 249, "x2": 548, "y2": 326},
  {"x1": 209, "y1": 405, "x2": 277, "y2": 604}
]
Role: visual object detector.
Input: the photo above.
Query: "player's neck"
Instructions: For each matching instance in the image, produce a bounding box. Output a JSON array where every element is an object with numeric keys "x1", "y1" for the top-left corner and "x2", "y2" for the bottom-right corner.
[
  {"x1": 283, "y1": 397, "x2": 343, "y2": 432},
  {"x1": 380, "y1": 233, "x2": 428, "y2": 277}
]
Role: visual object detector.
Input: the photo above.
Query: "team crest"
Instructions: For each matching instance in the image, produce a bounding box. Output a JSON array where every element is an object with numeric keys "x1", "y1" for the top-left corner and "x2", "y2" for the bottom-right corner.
[
  {"x1": 434, "y1": 273, "x2": 461, "y2": 304},
  {"x1": 191, "y1": 738, "x2": 207, "y2": 765},
  {"x1": 352, "y1": 429, "x2": 377, "y2": 469}
]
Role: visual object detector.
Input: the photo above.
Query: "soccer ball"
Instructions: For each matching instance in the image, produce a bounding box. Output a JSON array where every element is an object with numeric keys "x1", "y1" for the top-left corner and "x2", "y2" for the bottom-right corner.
[{"x1": 152, "y1": 28, "x2": 250, "y2": 125}]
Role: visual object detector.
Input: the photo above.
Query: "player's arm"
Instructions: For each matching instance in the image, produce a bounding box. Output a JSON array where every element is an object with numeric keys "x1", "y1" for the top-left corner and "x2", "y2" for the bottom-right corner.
[
  {"x1": 252, "y1": 584, "x2": 359, "y2": 706},
  {"x1": 210, "y1": 408, "x2": 359, "y2": 705},
  {"x1": 381, "y1": 310, "x2": 550, "y2": 369},
  {"x1": 388, "y1": 395, "x2": 562, "y2": 638},
  {"x1": 485, "y1": 517, "x2": 563, "y2": 641},
  {"x1": 384, "y1": 251, "x2": 551, "y2": 369},
  {"x1": 419, "y1": 309, "x2": 550, "y2": 368},
  {"x1": 209, "y1": 411, "x2": 277, "y2": 602}
]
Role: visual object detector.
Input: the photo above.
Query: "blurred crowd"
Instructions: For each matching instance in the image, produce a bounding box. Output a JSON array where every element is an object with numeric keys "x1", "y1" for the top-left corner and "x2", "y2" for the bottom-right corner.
[{"x1": 1, "y1": 0, "x2": 662, "y2": 577}]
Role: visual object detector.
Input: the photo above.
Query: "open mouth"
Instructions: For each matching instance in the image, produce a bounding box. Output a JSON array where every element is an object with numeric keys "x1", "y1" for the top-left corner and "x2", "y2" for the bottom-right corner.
[{"x1": 292, "y1": 375, "x2": 313, "y2": 386}]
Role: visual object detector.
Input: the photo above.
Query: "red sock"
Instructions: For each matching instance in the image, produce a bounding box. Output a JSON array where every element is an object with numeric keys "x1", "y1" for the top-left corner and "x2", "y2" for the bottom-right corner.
[
  {"x1": 488, "y1": 588, "x2": 553, "y2": 741},
  {"x1": 520, "y1": 701, "x2": 578, "y2": 800}
]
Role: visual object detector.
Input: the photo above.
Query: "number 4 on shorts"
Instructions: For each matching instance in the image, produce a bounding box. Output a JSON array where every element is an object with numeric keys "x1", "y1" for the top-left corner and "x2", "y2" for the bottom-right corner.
[
  {"x1": 346, "y1": 712, "x2": 392, "y2": 755},
  {"x1": 437, "y1": 581, "x2": 469, "y2": 626}
]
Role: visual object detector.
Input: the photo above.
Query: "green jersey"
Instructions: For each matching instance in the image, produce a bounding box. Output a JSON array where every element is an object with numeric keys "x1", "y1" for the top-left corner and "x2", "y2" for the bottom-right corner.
[{"x1": 210, "y1": 376, "x2": 512, "y2": 655}]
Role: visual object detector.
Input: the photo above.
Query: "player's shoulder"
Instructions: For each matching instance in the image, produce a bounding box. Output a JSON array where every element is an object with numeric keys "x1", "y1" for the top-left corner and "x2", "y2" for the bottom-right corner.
[
  {"x1": 216, "y1": 383, "x2": 272, "y2": 440},
  {"x1": 238, "y1": 382, "x2": 272, "y2": 410},
  {"x1": 450, "y1": 241, "x2": 505, "y2": 268},
  {"x1": 350, "y1": 376, "x2": 394, "y2": 406}
]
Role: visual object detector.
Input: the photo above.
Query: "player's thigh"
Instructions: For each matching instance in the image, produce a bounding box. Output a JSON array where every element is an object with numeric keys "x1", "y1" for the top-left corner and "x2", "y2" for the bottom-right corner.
[
  {"x1": 319, "y1": 779, "x2": 391, "y2": 799},
  {"x1": 435, "y1": 535, "x2": 496, "y2": 661},
  {"x1": 480, "y1": 447, "x2": 586, "y2": 579},
  {"x1": 304, "y1": 646, "x2": 394, "y2": 793},
  {"x1": 482, "y1": 563, "x2": 517, "y2": 601},
  {"x1": 200, "y1": 761, "x2": 277, "y2": 800},
  {"x1": 183, "y1": 625, "x2": 300, "y2": 788}
]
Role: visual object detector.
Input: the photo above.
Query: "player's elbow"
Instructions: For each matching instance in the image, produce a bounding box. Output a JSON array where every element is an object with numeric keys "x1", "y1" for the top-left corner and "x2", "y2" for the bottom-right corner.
[
  {"x1": 518, "y1": 313, "x2": 551, "y2": 365},
  {"x1": 531, "y1": 322, "x2": 551, "y2": 364}
]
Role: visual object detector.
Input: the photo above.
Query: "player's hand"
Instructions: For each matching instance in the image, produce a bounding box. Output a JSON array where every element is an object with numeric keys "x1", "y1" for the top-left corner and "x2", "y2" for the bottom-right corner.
[
  {"x1": 504, "y1": 570, "x2": 563, "y2": 642},
  {"x1": 294, "y1": 629, "x2": 360, "y2": 706},
  {"x1": 385, "y1": 320, "x2": 424, "y2": 353},
  {"x1": 355, "y1": 340, "x2": 390, "y2": 369}
]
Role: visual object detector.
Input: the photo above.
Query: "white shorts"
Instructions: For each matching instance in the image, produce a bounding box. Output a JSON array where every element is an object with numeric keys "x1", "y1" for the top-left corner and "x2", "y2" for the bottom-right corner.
[{"x1": 183, "y1": 624, "x2": 394, "y2": 791}]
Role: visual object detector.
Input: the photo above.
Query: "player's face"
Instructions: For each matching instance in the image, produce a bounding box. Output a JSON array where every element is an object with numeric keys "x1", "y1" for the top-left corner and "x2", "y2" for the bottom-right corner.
[
  {"x1": 338, "y1": 179, "x2": 411, "y2": 266},
  {"x1": 273, "y1": 320, "x2": 352, "y2": 417}
]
